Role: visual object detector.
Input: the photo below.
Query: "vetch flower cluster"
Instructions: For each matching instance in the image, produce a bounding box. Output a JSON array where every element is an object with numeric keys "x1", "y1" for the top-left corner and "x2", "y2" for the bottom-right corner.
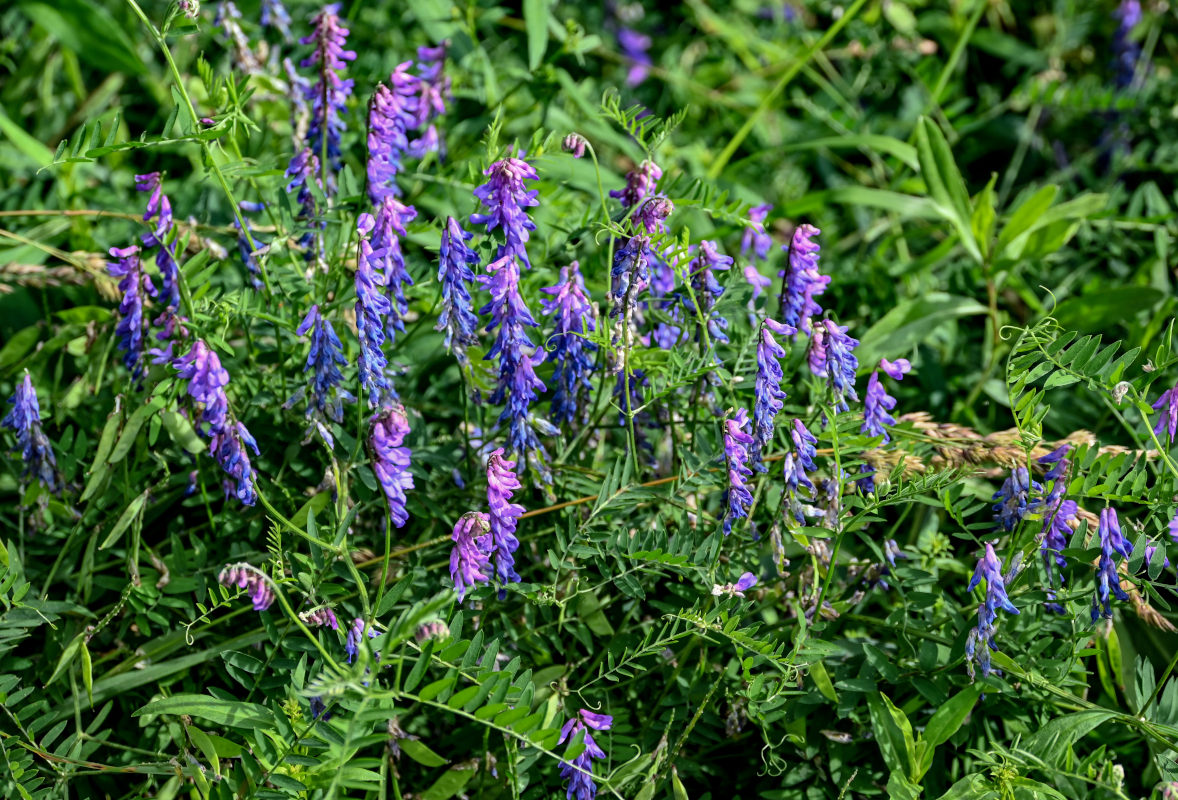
[
  {"x1": 541, "y1": 261, "x2": 598, "y2": 426},
  {"x1": 368, "y1": 196, "x2": 417, "y2": 340},
  {"x1": 780, "y1": 224, "x2": 828, "y2": 333},
  {"x1": 367, "y1": 63, "x2": 418, "y2": 203},
  {"x1": 862, "y1": 357, "x2": 910, "y2": 441},
  {"x1": 610, "y1": 159, "x2": 662, "y2": 209},
  {"x1": 965, "y1": 542, "x2": 1019, "y2": 679},
  {"x1": 436, "y1": 217, "x2": 481, "y2": 368},
  {"x1": 370, "y1": 404, "x2": 414, "y2": 528},
  {"x1": 345, "y1": 617, "x2": 382, "y2": 663},
  {"x1": 471, "y1": 156, "x2": 539, "y2": 267},
  {"x1": 297, "y1": 3, "x2": 355, "y2": 178},
  {"x1": 300, "y1": 606, "x2": 340, "y2": 630},
  {"x1": 1152, "y1": 382, "x2": 1178, "y2": 444},
  {"x1": 134, "y1": 172, "x2": 181, "y2": 313},
  {"x1": 781, "y1": 418, "x2": 818, "y2": 524},
  {"x1": 174, "y1": 340, "x2": 260, "y2": 506},
  {"x1": 1093, "y1": 507, "x2": 1132, "y2": 620},
  {"x1": 285, "y1": 148, "x2": 323, "y2": 264},
  {"x1": 290, "y1": 304, "x2": 353, "y2": 443},
  {"x1": 751, "y1": 319, "x2": 794, "y2": 471},
  {"x1": 355, "y1": 213, "x2": 395, "y2": 406},
  {"x1": 107, "y1": 245, "x2": 146, "y2": 383},
  {"x1": 450, "y1": 511, "x2": 492, "y2": 599},
  {"x1": 685, "y1": 240, "x2": 734, "y2": 348},
  {"x1": 486, "y1": 448, "x2": 525, "y2": 590},
  {"x1": 218, "y1": 563, "x2": 275, "y2": 611},
  {"x1": 558, "y1": 709, "x2": 613, "y2": 800},
  {"x1": 722, "y1": 409, "x2": 754, "y2": 536},
  {"x1": 2, "y1": 371, "x2": 60, "y2": 494},
  {"x1": 808, "y1": 320, "x2": 859, "y2": 413},
  {"x1": 992, "y1": 467, "x2": 1041, "y2": 532}
]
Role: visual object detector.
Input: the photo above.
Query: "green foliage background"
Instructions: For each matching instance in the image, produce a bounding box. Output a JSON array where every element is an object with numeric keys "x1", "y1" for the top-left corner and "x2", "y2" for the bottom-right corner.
[{"x1": 1, "y1": 1, "x2": 1178, "y2": 798}]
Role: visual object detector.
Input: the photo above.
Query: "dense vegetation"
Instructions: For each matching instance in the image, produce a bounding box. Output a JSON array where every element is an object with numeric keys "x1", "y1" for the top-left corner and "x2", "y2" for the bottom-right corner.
[{"x1": 2, "y1": 1, "x2": 1177, "y2": 798}]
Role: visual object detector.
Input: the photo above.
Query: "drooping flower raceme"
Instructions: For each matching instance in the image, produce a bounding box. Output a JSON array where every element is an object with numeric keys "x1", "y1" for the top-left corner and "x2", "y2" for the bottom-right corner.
[
  {"x1": 1152, "y1": 383, "x2": 1178, "y2": 444},
  {"x1": 450, "y1": 511, "x2": 492, "y2": 599},
  {"x1": 2, "y1": 371, "x2": 60, "y2": 494},
  {"x1": 370, "y1": 404, "x2": 414, "y2": 528},
  {"x1": 355, "y1": 213, "x2": 395, "y2": 406},
  {"x1": 409, "y1": 43, "x2": 449, "y2": 156},
  {"x1": 486, "y1": 448, "x2": 525, "y2": 588},
  {"x1": 290, "y1": 304, "x2": 354, "y2": 442},
  {"x1": 992, "y1": 467, "x2": 1041, "y2": 532},
  {"x1": 367, "y1": 63, "x2": 418, "y2": 203},
  {"x1": 107, "y1": 245, "x2": 146, "y2": 383},
  {"x1": 558, "y1": 709, "x2": 613, "y2": 800},
  {"x1": 285, "y1": 148, "x2": 323, "y2": 264},
  {"x1": 541, "y1": 261, "x2": 598, "y2": 426},
  {"x1": 685, "y1": 241, "x2": 734, "y2": 348},
  {"x1": 610, "y1": 159, "x2": 662, "y2": 209},
  {"x1": 482, "y1": 253, "x2": 548, "y2": 473},
  {"x1": 134, "y1": 172, "x2": 181, "y2": 313},
  {"x1": 436, "y1": 217, "x2": 481, "y2": 367},
  {"x1": 301, "y1": 606, "x2": 340, "y2": 630},
  {"x1": 1093, "y1": 507, "x2": 1132, "y2": 621},
  {"x1": 808, "y1": 320, "x2": 859, "y2": 412},
  {"x1": 781, "y1": 418, "x2": 818, "y2": 524},
  {"x1": 218, "y1": 563, "x2": 275, "y2": 611},
  {"x1": 298, "y1": 3, "x2": 355, "y2": 177},
  {"x1": 751, "y1": 319, "x2": 796, "y2": 471},
  {"x1": 471, "y1": 156, "x2": 539, "y2": 268},
  {"x1": 722, "y1": 409, "x2": 755, "y2": 536},
  {"x1": 174, "y1": 340, "x2": 260, "y2": 507},
  {"x1": 345, "y1": 617, "x2": 382, "y2": 664},
  {"x1": 780, "y1": 224, "x2": 828, "y2": 333},
  {"x1": 563, "y1": 133, "x2": 588, "y2": 158},
  {"x1": 368, "y1": 196, "x2": 417, "y2": 340},
  {"x1": 964, "y1": 542, "x2": 1019, "y2": 679},
  {"x1": 862, "y1": 357, "x2": 910, "y2": 441}
]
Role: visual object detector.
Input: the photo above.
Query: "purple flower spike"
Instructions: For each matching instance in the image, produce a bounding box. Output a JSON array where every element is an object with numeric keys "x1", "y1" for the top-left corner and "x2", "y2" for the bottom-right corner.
[
  {"x1": 486, "y1": 448, "x2": 525, "y2": 588},
  {"x1": 742, "y1": 204, "x2": 774, "y2": 261},
  {"x1": 369, "y1": 196, "x2": 418, "y2": 339},
  {"x1": 298, "y1": 3, "x2": 355, "y2": 176},
  {"x1": 218, "y1": 563, "x2": 276, "y2": 611},
  {"x1": 782, "y1": 419, "x2": 817, "y2": 524},
  {"x1": 617, "y1": 25, "x2": 652, "y2": 86},
  {"x1": 409, "y1": 43, "x2": 450, "y2": 155},
  {"x1": 808, "y1": 320, "x2": 859, "y2": 412},
  {"x1": 1152, "y1": 384, "x2": 1178, "y2": 443},
  {"x1": 370, "y1": 404, "x2": 414, "y2": 528},
  {"x1": 610, "y1": 159, "x2": 662, "y2": 209},
  {"x1": 437, "y1": 217, "x2": 481, "y2": 367},
  {"x1": 450, "y1": 511, "x2": 493, "y2": 599},
  {"x1": 992, "y1": 467, "x2": 1041, "y2": 532},
  {"x1": 300, "y1": 606, "x2": 340, "y2": 630},
  {"x1": 290, "y1": 304, "x2": 354, "y2": 441},
  {"x1": 563, "y1": 133, "x2": 588, "y2": 158},
  {"x1": 610, "y1": 235, "x2": 651, "y2": 315},
  {"x1": 633, "y1": 195, "x2": 673, "y2": 235},
  {"x1": 751, "y1": 318, "x2": 796, "y2": 471},
  {"x1": 965, "y1": 542, "x2": 1019, "y2": 680},
  {"x1": 541, "y1": 261, "x2": 598, "y2": 426},
  {"x1": 1114, "y1": 0, "x2": 1143, "y2": 90},
  {"x1": 481, "y1": 254, "x2": 548, "y2": 476},
  {"x1": 133, "y1": 172, "x2": 181, "y2": 312},
  {"x1": 558, "y1": 709, "x2": 613, "y2": 800},
  {"x1": 471, "y1": 156, "x2": 539, "y2": 268},
  {"x1": 345, "y1": 617, "x2": 382, "y2": 663},
  {"x1": 1041, "y1": 498, "x2": 1076, "y2": 590},
  {"x1": 1093, "y1": 507, "x2": 1132, "y2": 620},
  {"x1": 686, "y1": 241, "x2": 735, "y2": 347},
  {"x1": 2, "y1": 371, "x2": 60, "y2": 494},
  {"x1": 107, "y1": 245, "x2": 146, "y2": 383},
  {"x1": 174, "y1": 340, "x2": 260, "y2": 506},
  {"x1": 862, "y1": 371, "x2": 898, "y2": 441},
  {"x1": 880, "y1": 358, "x2": 911, "y2": 381},
  {"x1": 367, "y1": 63, "x2": 419, "y2": 203},
  {"x1": 722, "y1": 409, "x2": 755, "y2": 536},
  {"x1": 285, "y1": 148, "x2": 324, "y2": 263},
  {"x1": 780, "y1": 224, "x2": 828, "y2": 333},
  {"x1": 355, "y1": 213, "x2": 395, "y2": 407}
]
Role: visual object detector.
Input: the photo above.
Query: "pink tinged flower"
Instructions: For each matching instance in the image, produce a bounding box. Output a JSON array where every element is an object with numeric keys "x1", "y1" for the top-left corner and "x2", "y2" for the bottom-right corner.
[
  {"x1": 610, "y1": 159, "x2": 662, "y2": 209},
  {"x1": 301, "y1": 606, "x2": 340, "y2": 630},
  {"x1": 450, "y1": 512, "x2": 493, "y2": 599},
  {"x1": 218, "y1": 563, "x2": 275, "y2": 611},
  {"x1": 486, "y1": 448, "x2": 525, "y2": 588},
  {"x1": 562, "y1": 133, "x2": 588, "y2": 158},
  {"x1": 880, "y1": 358, "x2": 911, "y2": 380},
  {"x1": 370, "y1": 404, "x2": 414, "y2": 528}
]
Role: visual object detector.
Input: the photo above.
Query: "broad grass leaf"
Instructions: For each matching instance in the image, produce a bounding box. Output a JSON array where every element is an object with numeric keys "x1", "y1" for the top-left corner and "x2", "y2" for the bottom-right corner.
[{"x1": 135, "y1": 694, "x2": 276, "y2": 729}]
